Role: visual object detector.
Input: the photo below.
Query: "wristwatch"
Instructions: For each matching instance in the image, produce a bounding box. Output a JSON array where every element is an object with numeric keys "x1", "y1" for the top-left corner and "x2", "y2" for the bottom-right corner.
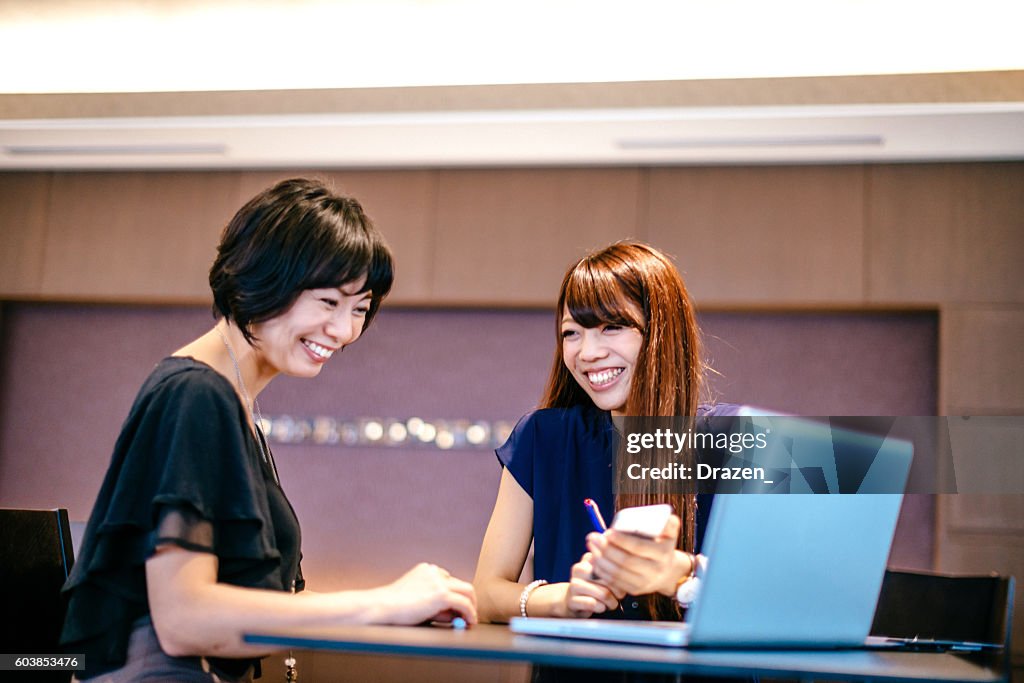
[{"x1": 675, "y1": 553, "x2": 707, "y2": 607}]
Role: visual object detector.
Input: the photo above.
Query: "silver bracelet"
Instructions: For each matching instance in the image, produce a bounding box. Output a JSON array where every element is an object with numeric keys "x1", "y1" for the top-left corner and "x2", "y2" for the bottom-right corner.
[{"x1": 519, "y1": 579, "x2": 548, "y2": 618}]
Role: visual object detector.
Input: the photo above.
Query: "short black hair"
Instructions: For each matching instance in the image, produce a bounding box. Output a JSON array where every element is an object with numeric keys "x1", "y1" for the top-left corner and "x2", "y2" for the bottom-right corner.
[{"x1": 209, "y1": 178, "x2": 394, "y2": 344}]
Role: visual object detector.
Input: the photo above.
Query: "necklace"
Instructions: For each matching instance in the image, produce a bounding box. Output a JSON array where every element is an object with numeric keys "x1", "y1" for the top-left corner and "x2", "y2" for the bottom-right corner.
[
  {"x1": 215, "y1": 325, "x2": 295, "y2": 681},
  {"x1": 216, "y1": 326, "x2": 279, "y2": 484}
]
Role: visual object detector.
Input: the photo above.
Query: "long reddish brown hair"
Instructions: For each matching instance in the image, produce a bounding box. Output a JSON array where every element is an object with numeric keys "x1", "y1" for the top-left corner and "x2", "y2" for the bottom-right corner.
[{"x1": 540, "y1": 242, "x2": 704, "y2": 619}]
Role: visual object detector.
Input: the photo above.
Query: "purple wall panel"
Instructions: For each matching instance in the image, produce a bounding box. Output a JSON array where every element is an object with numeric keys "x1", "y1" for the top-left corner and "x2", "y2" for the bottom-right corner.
[
  {"x1": 703, "y1": 312, "x2": 937, "y2": 416},
  {"x1": 0, "y1": 304, "x2": 937, "y2": 590}
]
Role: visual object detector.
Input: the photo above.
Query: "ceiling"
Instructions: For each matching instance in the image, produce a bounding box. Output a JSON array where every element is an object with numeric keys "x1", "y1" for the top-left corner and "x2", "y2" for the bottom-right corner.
[
  {"x1": 2, "y1": 72, "x2": 1023, "y2": 169},
  {"x1": 2, "y1": 101, "x2": 1023, "y2": 170}
]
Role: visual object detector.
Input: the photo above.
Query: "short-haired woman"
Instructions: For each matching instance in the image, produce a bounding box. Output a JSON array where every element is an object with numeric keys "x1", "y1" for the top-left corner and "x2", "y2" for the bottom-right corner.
[{"x1": 62, "y1": 178, "x2": 476, "y2": 682}]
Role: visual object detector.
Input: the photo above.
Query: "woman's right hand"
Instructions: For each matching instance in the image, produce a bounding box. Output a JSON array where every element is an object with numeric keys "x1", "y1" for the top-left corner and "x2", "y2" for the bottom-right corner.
[
  {"x1": 378, "y1": 562, "x2": 478, "y2": 626},
  {"x1": 562, "y1": 552, "x2": 623, "y2": 617}
]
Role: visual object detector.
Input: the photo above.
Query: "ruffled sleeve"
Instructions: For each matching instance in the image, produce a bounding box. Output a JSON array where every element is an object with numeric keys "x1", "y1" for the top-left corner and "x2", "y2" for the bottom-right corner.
[
  {"x1": 91, "y1": 364, "x2": 279, "y2": 572},
  {"x1": 61, "y1": 360, "x2": 290, "y2": 674}
]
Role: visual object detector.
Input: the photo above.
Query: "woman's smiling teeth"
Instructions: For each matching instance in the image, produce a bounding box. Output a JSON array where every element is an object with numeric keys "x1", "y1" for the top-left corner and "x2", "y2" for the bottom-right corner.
[
  {"x1": 587, "y1": 367, "x2": 624, "y2": 386},
  {"x1": 302, "y1": 339, "x2": 335, "y2": 360}
]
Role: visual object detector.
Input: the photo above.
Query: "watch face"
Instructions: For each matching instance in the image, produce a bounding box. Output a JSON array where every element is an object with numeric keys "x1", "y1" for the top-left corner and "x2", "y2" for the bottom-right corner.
[{"x1": 676, "y1": 576, "x2": 702, "y2": 606}]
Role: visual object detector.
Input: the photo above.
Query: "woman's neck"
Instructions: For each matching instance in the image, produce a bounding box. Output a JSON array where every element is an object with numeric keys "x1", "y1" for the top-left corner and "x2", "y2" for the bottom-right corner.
[{"x1": 174, "y1": 322, "x2": 276, "y2": 411}]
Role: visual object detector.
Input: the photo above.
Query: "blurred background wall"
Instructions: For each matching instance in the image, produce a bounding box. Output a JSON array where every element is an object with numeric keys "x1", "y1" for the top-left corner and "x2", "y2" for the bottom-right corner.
[{"x1": 1, "y1": 163, "x2": 1021, "y2": 682}]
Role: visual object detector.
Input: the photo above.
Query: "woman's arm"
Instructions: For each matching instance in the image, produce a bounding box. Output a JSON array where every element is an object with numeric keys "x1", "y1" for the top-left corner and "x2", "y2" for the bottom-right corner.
[
  {"x1": 473, "y1": 468, "x2": 619, "y2": 622},
  {"x1": 147, "y1": 548, "x2": 476, "y2": 658}
]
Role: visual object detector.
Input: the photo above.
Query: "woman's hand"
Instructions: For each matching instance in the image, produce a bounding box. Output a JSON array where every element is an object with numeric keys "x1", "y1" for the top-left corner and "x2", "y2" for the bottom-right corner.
[
  {"x1": 586, "y1": 514, "x2": 689, "y2": 597},
  {"x1": 378, "y1": 562, "x2": 478, "y2": 626},
  {"x1": 564, "y1": 552, "x2": 624, "y2": 616},
  {"x1": 522, "y1": 553, "x2": 623, "y2": 618}
]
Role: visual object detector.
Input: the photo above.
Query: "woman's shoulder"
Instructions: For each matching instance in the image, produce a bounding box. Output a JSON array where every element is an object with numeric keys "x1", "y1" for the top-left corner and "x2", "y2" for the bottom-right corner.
[
  {"x1": 515, "y1": 404, "x2": 608, "y2": 434},
  {"x1": 130, "y1": 357, "x2": 239, "y2": 415},
  {"x1": 142, "y1": 356, "x2": 233, "y2": 394},
  {"x1": 497, "y1": 405, "x2": 610, "y2": 484},
  {"x1": 518, "y1": 403, "x2": 743, "y2": 429},
  {"x1": 504, "y1": 405, "x2": 612, "y2": 455}
]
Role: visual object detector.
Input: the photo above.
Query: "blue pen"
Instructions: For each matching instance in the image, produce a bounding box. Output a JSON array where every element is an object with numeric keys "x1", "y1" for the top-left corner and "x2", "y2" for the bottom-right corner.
[
  {"x1": 584, "y1": 498, "x2": 625, "y2": 612},
  {"x1": 584, "y1": 498, "x2": 607, "y2": 533}
]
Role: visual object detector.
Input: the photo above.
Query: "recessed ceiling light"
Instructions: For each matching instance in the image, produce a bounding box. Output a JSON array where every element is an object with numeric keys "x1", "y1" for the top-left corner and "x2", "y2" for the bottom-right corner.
[
  {"x1": 5, "y1": 143, "x2": 228, "y2": 156},
  {"x1": 617, "y1": 135, "x2": 885, "y2": 149}
]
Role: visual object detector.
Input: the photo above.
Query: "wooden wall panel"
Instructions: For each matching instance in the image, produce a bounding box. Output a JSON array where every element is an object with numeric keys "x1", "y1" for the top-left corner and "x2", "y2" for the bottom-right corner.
[
  {"x1": 0, "y1": 172, "x2": 50, "y2": 296},
  {"x1": 937, "y1": 304, "x2": 1024, "y2": 668},
  {"x1": 646, "y1": 166, "x2": 865, "y2": 304},
  {"x1": 432, "y1": 169, "x2": 643, "y2": 305},
  {"x1": 944, "y1": 495, "x2": 1024, "y2": 533},
  {"x1": 236, "y1": 171, "x2": 437, "y2": 303},
  {"x1": 6, "y1": 163, "x2": 1021, "y2": 308},
  {"x1": 941, "y1": 307, "x2": 1024, "y2": 413},
  {"x1": 867, "y1": 163, "x2": 1024, "y2": 304},
  {"x1": 40, "y1": 172, "x2": 242, "y2": 300}
]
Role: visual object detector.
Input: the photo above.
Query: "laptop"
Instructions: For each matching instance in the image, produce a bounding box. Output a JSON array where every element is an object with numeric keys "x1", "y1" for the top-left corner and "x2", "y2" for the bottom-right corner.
[{"x1": 511, "y1": 417, "x2": 914, "y2": 648}]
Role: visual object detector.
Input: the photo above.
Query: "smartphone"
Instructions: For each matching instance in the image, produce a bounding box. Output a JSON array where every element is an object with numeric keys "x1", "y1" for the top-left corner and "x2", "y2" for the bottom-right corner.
[{"x1": 610, "y1": 504, "x2": 673, "y2": 538}]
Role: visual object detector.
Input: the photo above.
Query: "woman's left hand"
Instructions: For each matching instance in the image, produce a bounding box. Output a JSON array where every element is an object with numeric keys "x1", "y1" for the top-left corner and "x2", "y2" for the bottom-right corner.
[{"x1": 586, "y1": 514, "x2": 688, "y2": 597}]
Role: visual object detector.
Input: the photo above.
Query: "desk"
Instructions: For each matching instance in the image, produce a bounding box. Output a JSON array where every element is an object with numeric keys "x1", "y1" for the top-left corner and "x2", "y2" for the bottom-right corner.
[{"x1": 244, "y1": 623, "x2": 1007, "y2": 682}]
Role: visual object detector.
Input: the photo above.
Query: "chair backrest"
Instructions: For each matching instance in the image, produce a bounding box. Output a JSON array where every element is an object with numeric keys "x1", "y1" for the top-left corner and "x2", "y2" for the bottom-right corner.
[
  {"x1": 0, "y1": 508, "x2": 76, "y2": 654},
  {"x1": 870, "y1": 568, "x2": 1013, "y2": 649}
]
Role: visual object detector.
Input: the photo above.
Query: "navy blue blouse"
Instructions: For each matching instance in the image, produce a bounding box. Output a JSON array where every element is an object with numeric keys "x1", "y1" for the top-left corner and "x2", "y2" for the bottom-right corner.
[{"x1": 497, "y1": 403, "x2": 740, "y2": 584}]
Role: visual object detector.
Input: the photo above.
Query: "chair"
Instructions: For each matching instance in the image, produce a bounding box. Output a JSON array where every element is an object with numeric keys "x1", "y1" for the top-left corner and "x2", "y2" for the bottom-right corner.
[
  {"x1": 871, "y1": 568, "x2": 1015, "y2": 680},
  {"x1": 0, "y1": 508, "x2": 76, "y2": 682}
]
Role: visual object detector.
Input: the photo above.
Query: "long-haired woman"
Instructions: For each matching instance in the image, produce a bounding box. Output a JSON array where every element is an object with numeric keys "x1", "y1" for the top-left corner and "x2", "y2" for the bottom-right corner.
[{"x1": 474, "y1": 241, "x2": 729, "y2": 624}]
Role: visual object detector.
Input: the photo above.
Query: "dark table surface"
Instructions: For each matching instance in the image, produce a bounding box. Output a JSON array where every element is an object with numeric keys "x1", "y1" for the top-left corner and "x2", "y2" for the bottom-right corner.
[{"x1": 244, "y1": 623, "x2": 1008, "y2": 682}]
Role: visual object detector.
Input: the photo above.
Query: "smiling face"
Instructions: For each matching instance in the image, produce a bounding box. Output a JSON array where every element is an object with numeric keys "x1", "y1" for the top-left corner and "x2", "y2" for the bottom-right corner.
[
  {"x1": 250, "y1": 278, "x2": 372, "y2": 379},
  {"x1": 561, "y1": 306, "x2": 645, "y2": 416}
]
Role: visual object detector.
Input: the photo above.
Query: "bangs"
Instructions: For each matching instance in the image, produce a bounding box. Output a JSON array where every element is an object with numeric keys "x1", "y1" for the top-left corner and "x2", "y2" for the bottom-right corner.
[
  {"x1": 302, "y1": 216, "x2": 394, "y2": 301},
  {"x1": 563, "y1": 258, "x2": 644, "y2": 330}
]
